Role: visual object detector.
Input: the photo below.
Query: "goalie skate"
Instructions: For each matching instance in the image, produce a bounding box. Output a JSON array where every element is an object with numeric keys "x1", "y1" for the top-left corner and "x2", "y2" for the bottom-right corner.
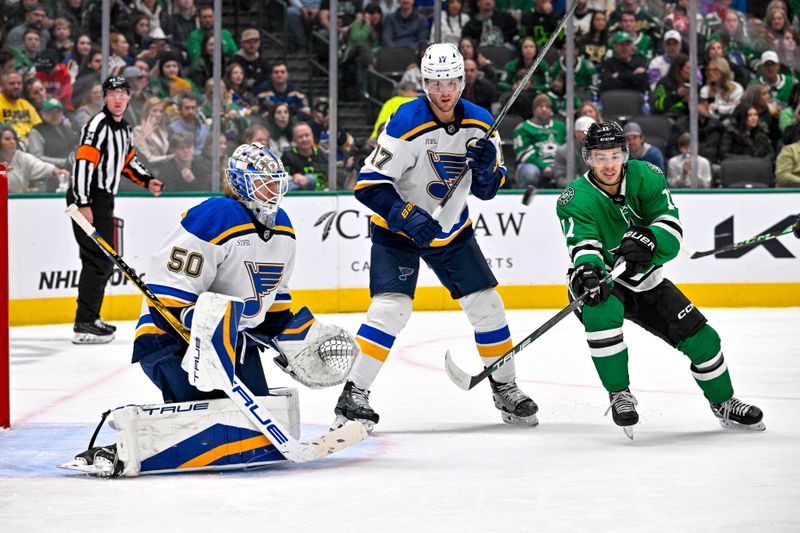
[
  {"x1": 605, "y1": 388, "x2": 638, "y2": 440},
  {"x1": 489, "y1": 377, "x2": 539, "y2": 426},
  {"x1": 331, "y1": 381, "x2": 379, "y2": 433},
  {"x1": 59, "y1": 444, "x2": 123, "y2": 478},
  {"x1": 710, "y1": 397, "x2": 766, "y2": 431}
]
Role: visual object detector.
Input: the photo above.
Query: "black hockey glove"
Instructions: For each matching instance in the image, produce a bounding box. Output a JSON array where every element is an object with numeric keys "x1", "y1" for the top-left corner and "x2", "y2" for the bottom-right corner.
[
  {"x1": 466, "y1": 138, "x2": 498, "y2": 185},
  {"x1": 793, "y1": 214, "x2": 800, "y2": 239},
  {"x1": 387, "y1": 200, "x2": 442, "y2": 247},
  {"x1": 614, "y1": 225, "x2": 657, "y2": 274},
  {"x1": 569, "y1": 264, "x2": 609, "y2": 306}
]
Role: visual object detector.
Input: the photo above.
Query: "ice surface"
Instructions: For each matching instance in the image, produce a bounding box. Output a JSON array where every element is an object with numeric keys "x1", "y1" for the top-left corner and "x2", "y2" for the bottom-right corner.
[{"x1": 2, "y1": 308, "x2": 798, "y2": 532}]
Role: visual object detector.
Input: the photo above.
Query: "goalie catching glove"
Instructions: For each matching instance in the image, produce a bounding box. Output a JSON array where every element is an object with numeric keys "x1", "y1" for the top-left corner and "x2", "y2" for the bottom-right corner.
[{"x1": 272, "y1": 307, "x2": 359, "y2": 389}]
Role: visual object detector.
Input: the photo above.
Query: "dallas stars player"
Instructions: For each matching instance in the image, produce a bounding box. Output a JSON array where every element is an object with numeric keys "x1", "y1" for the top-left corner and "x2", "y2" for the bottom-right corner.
[{"x1": 556, "y1": 121, "x2": 765, "y2": 437}]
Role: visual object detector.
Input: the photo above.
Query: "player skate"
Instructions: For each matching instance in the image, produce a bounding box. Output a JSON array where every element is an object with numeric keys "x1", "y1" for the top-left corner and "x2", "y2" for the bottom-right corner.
[
  {"x1": 710, "y1": 397, "x2": 766, "y2": 431},
  {"x1": 489, "y1": 377, "x2": 538, "y2": 426},
  {"x1": 72, "y1": 319, "x2": 115, "y2": 344},
  {"x1": 605, "y1": 388, "x2": 639, "y2": 440},
  {"x1": 332, "y1": 381, "x2": 380, "y2": 433},
  {"x1": 61, "y1": 444, "x2": 123, "y2": 478}
]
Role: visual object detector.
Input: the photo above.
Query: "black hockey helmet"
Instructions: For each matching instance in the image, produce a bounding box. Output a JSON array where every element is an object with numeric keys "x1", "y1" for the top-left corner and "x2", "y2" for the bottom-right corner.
[
  {"x1": 582, "y1": 121, "x2": 628, "y2": 163},
  {"x1": 102, "y1": 76, "x2": 131, "y2": 96}
]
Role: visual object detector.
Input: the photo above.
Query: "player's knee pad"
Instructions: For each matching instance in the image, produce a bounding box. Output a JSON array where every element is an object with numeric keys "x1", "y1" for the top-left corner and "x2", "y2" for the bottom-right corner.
[
  {"x1": 677, "y1": 323, "x2": 722, "y2": 366},
  {"x1": 365, "y1": 292, "x2": 413, "y2": 336},
  {"x1": 459, "y1": 288, "x2": 507, "y2": 331}
]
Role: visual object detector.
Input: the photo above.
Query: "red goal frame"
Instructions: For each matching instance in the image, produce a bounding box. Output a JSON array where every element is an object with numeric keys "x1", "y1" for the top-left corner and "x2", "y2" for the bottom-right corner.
[{"x1": 1, "y1": 163, "x2": 8, "y2": 428}]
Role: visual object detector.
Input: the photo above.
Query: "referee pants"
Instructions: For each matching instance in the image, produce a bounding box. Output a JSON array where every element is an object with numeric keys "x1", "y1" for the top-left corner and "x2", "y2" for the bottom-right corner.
[{"x1": 68, "y1": 189, "x2": 115, "y2": 324}]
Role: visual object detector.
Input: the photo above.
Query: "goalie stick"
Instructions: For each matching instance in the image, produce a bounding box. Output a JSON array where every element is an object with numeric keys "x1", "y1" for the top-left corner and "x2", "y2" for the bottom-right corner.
[
  {"x1": 65, "y1": 204, "x2": 368, "y2": 463},
  {"x1": 685, "y1": 216, "x2": 799, "y2": 259},
  {"x1": 444, "y1": 262, "x2": 626, "y2": 391},
  {"x1": 432, "y1": 0, "x2": 581, "y2": 218}
]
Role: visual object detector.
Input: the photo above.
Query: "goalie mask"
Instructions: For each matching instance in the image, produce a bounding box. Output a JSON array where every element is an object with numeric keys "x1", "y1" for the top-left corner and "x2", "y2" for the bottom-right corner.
[
  {"x1": 271, "y1": 307, "x2": 359, "y2": 389},
  {"x1": 225, "y1": 142, "x2": 289, "y2": 228},
  {"x1": 420, "y1": 42, "x2": 465, "y2": 100}
]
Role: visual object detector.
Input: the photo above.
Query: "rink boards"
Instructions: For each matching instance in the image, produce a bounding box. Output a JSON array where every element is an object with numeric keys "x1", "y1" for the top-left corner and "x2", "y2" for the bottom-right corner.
[{"x1": 8, "y1": 190, "x2": 800, "y2": 325}]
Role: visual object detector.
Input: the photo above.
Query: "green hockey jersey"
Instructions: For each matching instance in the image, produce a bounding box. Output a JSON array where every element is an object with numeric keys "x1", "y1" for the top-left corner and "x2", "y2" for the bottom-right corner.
[
  {"x1": 513, "y1": 118, "x2": 567, "y2": 171},
  {"x1": 555, "y1": 159, "x2": 683, "y2": 292}
]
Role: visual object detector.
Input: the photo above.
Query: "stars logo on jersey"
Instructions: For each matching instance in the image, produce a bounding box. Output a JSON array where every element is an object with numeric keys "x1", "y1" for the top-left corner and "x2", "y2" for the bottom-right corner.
[
  {"x1": 242, "y1": 261, "x2": 285, "y2": 317},
  {"x1": 646, "y1": 161, "x2": 663, "y2": 174},
  {"x1": 426, "y1": 150, "x2": 466, "y2": 199},
  {"x1": 558, "y1": 187, "x2": 575, "y2": 206}
]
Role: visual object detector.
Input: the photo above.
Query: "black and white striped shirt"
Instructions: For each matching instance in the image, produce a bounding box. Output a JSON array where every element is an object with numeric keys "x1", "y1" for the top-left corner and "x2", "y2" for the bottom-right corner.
[{"x1": 70, "y1": 107, "x2": 153, "y2": 206}]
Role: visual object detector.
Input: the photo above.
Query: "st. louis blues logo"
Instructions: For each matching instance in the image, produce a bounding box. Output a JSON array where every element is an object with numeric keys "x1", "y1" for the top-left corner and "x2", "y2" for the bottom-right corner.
[
  {"x1": 427, "y1": 150, "x2": 466, "y2": 199},
  {"x1": 243, "y1": 261, "x2": 285, "y2": 317},
  {"x1": 398, "y1": 266, "x2": 415, "y2": 281}
]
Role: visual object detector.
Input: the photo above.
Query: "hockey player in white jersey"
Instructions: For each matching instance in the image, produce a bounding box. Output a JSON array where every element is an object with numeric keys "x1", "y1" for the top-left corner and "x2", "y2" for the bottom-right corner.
[
  {"x1": 332, "y1": 43, "x2": 538, "y2": 431},
  {"x1": 64, "y1": 143, "x2": 360, "y2": 476}
]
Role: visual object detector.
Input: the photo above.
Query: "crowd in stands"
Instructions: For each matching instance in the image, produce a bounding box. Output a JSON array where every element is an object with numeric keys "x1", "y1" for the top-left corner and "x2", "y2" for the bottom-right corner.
[{"x1": 2, "y1": 0, "x2": 800, "y2": 193}]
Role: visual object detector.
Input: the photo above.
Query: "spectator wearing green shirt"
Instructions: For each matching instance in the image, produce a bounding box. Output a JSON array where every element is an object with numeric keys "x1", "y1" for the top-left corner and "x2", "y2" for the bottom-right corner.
[
  {"x1": 499, "y1": 36, "x2": 547, "y2": 92},
  {"x1": 512, "y1": 93, "x2": 566, "y2": 188},
  {"x1": 186, "y1": 4, "x2": 237, "y2": 63},
  {"x1": 756, "y1": 50, "x2": 797, "y2": 111},
  {"x1": 341, "y1": 2, "x2": 383, "y2": 101},
  {"x1": 549, "y1": 41, "x2": 597, "y2": 98}
]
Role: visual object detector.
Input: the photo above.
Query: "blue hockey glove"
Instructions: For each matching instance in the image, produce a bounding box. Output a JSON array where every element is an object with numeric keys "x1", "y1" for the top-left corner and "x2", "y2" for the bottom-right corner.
[
  {"x1": 387, "y1": 200, "x2": 442, "y2": 247},
  {"x1": 613, "y1": 225, "x2": 657, "y2": 274},
  {"x1": 569, "y1": 264, "x2": 610, "y2": 306},
  {"x1": 466, "y1": 138, "x2": 498, "y2": 185}
]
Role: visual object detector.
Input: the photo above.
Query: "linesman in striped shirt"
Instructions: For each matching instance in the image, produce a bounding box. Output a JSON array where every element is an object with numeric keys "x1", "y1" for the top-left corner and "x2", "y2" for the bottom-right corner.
[{"x1": 68, "y1": 76, "x2": 163, "y2": 344}]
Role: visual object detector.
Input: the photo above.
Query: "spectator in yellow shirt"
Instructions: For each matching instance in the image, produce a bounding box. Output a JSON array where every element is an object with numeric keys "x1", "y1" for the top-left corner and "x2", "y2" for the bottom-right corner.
[
  {"x1": 369, "y1": 81, "x2": 418, "y2": 140},
  {"x1": 0, "y1": 71, "x2": 41, "y2": 141}
]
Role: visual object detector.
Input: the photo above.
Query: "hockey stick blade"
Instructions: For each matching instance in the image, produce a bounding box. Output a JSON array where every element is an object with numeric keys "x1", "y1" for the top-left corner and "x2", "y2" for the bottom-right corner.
[
  {"x1": 689, "y1": 222, "x2": 797, "y2": 259},
  {"x1": 224, "y1": 375, "x2": 367, "y2": 463},
  {"x1": 307, "y1": 421, "x2": 369, "y2": 460},
  {"x1": 66, "y1": 206, "x2": 369, "y2": 464},
  {"x1": 444, "y1": 262, "x2": 626, "y2": 391}
]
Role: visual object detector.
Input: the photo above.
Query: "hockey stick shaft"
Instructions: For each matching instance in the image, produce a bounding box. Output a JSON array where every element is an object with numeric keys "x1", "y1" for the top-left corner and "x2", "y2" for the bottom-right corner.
[
  {"x1": 66, "y1": 204, "x2": 190, "y2": 341},
  {"x1": 432, "y1": 0, "x2": 580, "y2": 219},
  {"x1": 445, "y1": 262, "x2": 626, "y2": 391},
  {"x1": 688, "y1": 219, "x2": 798, "y2": 259},
  {"x1": 66, "y1": 205, "x2": 368, "y2": 463}
]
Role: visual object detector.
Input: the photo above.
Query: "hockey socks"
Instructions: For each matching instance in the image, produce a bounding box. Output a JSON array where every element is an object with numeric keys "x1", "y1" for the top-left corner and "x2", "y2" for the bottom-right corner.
[
  {"x1": 475, "y1": 325, "x2": 516, "y2": 382},
  {"x1": 678, "y1": 324, "x2": 734, "y2": 404}
]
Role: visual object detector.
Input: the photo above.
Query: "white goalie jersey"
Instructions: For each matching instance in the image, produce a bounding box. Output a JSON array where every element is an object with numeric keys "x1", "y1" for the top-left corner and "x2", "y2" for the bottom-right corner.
[
  {"x1": 354, "y1": 98, "x2": 506, "y2": 245},
  {"x1": 133, "y1": 196, "x2": 296, "y2": 361}
]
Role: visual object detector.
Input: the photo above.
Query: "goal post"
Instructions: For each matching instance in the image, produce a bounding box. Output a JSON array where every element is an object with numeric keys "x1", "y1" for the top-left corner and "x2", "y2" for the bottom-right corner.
[{"x1": 1, "y1": 163, "x2": 8, "y2": 428}]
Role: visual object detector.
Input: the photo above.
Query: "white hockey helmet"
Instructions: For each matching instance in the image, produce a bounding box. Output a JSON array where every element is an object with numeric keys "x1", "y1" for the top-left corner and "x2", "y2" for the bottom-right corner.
[
  {"x1": 225, "y1": 142, "x2": 289, "y2": 228},
  {"x1": 420, "y1": 42, "x2": 465, "y2": 100}
]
